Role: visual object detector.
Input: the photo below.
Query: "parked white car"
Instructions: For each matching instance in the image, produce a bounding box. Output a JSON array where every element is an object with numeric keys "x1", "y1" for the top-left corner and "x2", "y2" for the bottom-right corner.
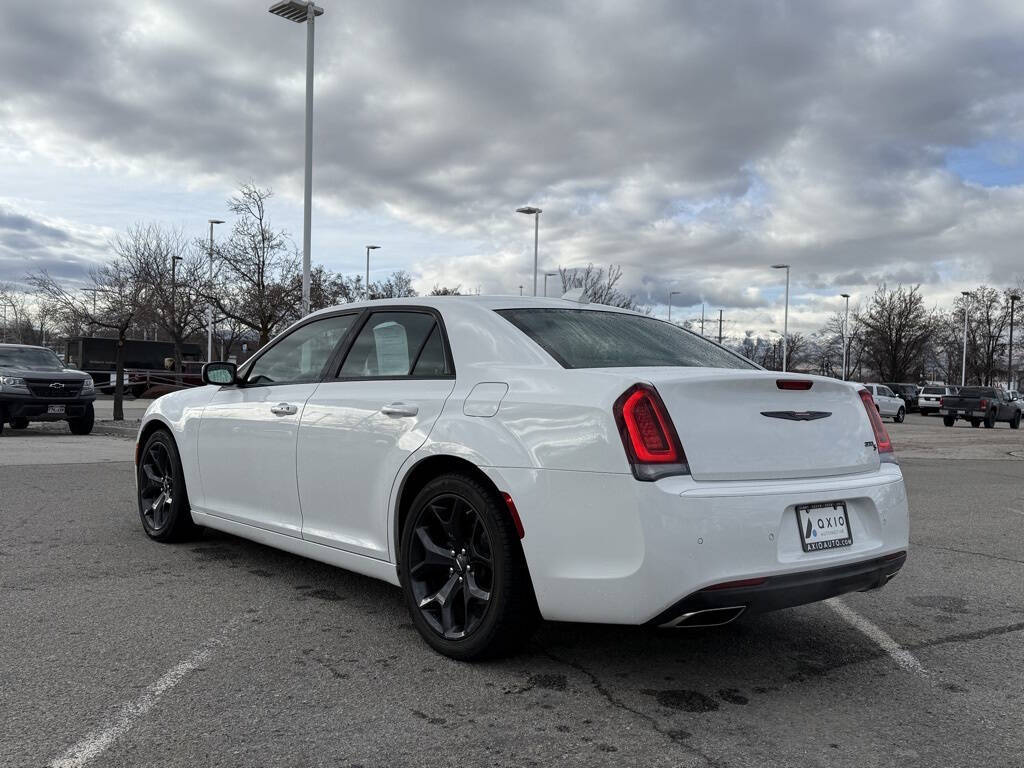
[
  {"x1": 918, "y1": 385, "x2": 958, "y2": 416},
  {"x1": 862, "y1": 383, "x2": 906, "y2": 423},
  {"x1": 135, "y1": 297, "x2": 910, "y2": 659}
]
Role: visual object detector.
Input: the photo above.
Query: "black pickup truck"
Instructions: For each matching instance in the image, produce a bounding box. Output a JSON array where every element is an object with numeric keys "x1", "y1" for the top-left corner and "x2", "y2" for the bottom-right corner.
[
  {"x1": 939, "y1": 386, "x2": 1021, "y2": 429},
  {"x1": 0, "y1": 344, "x2": 96, "y2": 435}
]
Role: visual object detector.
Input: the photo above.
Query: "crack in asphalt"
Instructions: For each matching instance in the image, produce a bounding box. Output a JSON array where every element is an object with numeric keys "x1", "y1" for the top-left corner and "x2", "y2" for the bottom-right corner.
[
  {"x1": 911, "y1": 542, "x2": 1024, "y2": 566},
  {"x1": 538, "y1": 646, "x2": 724, "y2": 768}
]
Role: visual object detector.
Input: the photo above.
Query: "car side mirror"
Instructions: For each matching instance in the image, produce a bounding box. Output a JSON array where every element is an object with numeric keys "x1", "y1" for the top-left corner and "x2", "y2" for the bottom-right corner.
[{"x1": 203, "y1": 361, "x2": 237, "y2": 386}]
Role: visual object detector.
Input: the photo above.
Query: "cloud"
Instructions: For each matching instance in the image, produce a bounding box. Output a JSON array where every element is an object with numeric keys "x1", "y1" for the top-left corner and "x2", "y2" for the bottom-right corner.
[
  {"x1": 1, "y1": 0, "x2": 1024, "y2": 337},
  {"x1": 0, "y1": 202, "x2": 111, "y2": 285}
]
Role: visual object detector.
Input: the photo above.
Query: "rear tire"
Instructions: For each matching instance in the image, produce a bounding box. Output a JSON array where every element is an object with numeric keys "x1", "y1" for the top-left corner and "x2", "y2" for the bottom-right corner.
[
  {"x1": 68, "y1": 403, "x2": 94, "y2": 435},
  {"x1": 9, "y1": 417, "x2": 29, "y2": 429},
  {"x1": 399, "y1": 472, "x2": 538, "y2": 660},
  {"x1": 943, "y1": 415, "x2": 956, "y2": 427},
  {"x1": 894, "y1": 408, "x2": 905, "y2": 424},
  {"x1": 136, "y1": 429, "x2": 198, "y2": 542}
]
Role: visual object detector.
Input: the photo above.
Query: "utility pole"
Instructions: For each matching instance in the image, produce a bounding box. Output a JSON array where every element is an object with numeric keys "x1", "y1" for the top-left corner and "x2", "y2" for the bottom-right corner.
[
  {"x1": 668, "y1": 291, "x2": 680, "y2": 322},
  {"x1": 1009, "y1": 293, "x2": 1020, "y2": 390},
  {"x1": 207, "y1": 219, "x2": 224, "y2": 361},
  {"x1": 718, "y1": 309, "x2": 723, "y2": 344},
  {"x1": 700, "y1": 303, "x2": 705, "y2": 336},
  {"x1": 961, "y1": 291, "x2": 972, "y2": 386}
]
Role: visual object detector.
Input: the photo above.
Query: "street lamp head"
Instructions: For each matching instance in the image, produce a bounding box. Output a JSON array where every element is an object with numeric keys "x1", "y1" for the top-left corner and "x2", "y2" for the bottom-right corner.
[
  {"x1": 1010, "y1": 293, "x2": 1022, "y2": 302},
  {"x1": 366, "y1": 245, "x2": 381, "y2": 250},
  {"x1": 208, "y1": 219, "x2": 225, "y2": 225},
  {"x1": 840, "y1": 293, "x2": 850, "y2": 298},
  {"x1": 516, "y1": 206, "x2": 542, "y2": 215},
  {"x1": 961, "y1": 291, "x2": 972, "y2": 297},
  {"x1": 771, "y1": 264, "x2": 789, "y2": 270},
  {"x1": 269, "y1": 0, "x2": 323, "y2": 22}
]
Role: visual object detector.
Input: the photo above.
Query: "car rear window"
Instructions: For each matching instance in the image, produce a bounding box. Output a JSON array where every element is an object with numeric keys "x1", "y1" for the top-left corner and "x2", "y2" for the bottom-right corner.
[
  {"x1": 959, "y1": 387, "x2": 996, "y2": 397},
  {"x1": 496, "y1": 308, "x2": 757, "y2": 370},
  {"x1": 922, "y1": 387, "x2": 945, "y2": 394}
]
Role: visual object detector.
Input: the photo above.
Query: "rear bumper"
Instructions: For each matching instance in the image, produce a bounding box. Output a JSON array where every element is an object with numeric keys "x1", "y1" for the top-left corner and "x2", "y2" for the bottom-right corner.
[
  {"x1": 488, "y1": 464, "x2": 910, "y2": 625},
  {"x1": 646, "y1": 551, "x2": 906, "y2": 627}
]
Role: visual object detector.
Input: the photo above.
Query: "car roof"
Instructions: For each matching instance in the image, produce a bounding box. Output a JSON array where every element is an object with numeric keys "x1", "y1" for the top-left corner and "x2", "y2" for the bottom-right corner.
[{"x1": 304, "y1": 295, "x2": 639, "y2": 320}]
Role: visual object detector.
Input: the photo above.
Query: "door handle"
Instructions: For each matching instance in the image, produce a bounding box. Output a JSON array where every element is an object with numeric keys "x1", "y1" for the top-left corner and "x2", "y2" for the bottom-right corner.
[
  {"x1": 270, "y1": 402, "x2": 298, "y2": 416},
  {"x1": 380, "y1": 402, "x2": 419, "y2": 418}
]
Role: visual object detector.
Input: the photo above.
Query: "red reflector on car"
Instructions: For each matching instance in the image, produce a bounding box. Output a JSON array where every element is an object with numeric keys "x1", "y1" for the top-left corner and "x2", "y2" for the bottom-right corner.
[
  {"x1": 705, "y1": 577, "x2": 768, "y2": 591},
  {"x1": 858, "y1": 389, "x2": 893, "y2": 454},
  {"x1": 777, "y1": 379, "x2": 813, "y2": 390},
  {"x1": 502, "y1": 492, "x2": 525, "y2": 539}
]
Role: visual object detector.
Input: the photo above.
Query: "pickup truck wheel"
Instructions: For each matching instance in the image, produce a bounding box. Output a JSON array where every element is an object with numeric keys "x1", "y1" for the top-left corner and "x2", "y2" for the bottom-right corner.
[
  {"x1": 68, "y1": 403, "x2": 95, "y2": 435},
  {"x1": 943, "y1": 415, "x2": 956, "y2": 427},
  {"x1": 1011, "y1": 412, "x2": 1021, "y2": 430},
  {"x1": 970, "y1": 419, "x2": 981, "y2": 428},
  {"x1": 983, "y1": 412, "x2": 995, "y2": 429},
  {"x1": 9, "y1": 417, "x2": 29, "y2": 429},
  {"x1": 894, "y1": 408, "x2": 905, "y2": 424}
]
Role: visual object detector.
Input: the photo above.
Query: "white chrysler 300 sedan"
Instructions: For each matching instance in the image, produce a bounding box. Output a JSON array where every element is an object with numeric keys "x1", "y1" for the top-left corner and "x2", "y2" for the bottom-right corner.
[{"x1": 135, "y1": 296, "x2": 909, "y2": 659}]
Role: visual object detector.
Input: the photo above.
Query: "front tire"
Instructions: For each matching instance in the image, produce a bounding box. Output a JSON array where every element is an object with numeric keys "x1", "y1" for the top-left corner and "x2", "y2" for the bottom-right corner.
[
  {"x1": 983, "y1": 411, "x2": 995, "y2": 429},
  {"x1": 894, "y1": 407, "x2": 905, "y2": 424},
  {"x1": 399, "y1": 473, "x2": 538, "y2": 660},
  {"x1": 1012, "y1": 412, "x2": 1022, "y2": 430},
  {"x1": 137, "y1": 429, "x2": 197, "y2": 542},
  {"x1": 68, "y1": 403, "x2": 94, "y2": 435}
]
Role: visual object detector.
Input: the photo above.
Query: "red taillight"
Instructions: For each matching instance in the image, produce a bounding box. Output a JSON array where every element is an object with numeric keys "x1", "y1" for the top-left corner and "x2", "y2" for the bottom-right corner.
[
  {"x1": 858, "y1": 389, "x2": 893, "y2": 456},
  {"x1": 939, "y1": 397, "x2": 944, "y2": 408},
  {"x1": 979, "y1": 399, "x2": 988, "y2": 410},
  {"x1": 614, "y1": 384, "x2": 688, "y2": 480},
  {"x1": 777, "y1": 379, "x2": 813, "y2": 390}
]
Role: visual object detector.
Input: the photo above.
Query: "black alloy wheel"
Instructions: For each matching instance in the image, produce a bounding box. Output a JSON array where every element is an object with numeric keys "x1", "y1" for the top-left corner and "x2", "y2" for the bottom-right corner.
[
  {"x1": 894, "y1": 408, "x2": 905, "y2": 424},
  {"x1": 400, "y1": 473, "x2": 538, "y2": 660},
  {"x1": 407, "y1": 493, "x2": 494, "y2": 640},
  {"x1": 137, "y1": 430, "x2": 196, "y2": 542}
]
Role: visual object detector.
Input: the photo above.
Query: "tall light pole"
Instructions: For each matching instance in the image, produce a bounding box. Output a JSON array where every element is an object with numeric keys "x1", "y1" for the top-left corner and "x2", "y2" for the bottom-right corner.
[
  {"x1": 840, "y1": 293, "x2": 851, "y2": 380},
  {"x1": 207, "y1": 219, "x2": 225, "y2": 361},
  {"x1": 771, "y1": 264, "x2": 791, "y2": 372},
  {"x1": 961, "y1": 290, "x2": 972, "y2": 386},
  {"x1": 516, "y1": 206, "x2": 542, "y2": 295},
  {"x1": 668, "y1": 291, "x2": 680, "y2": 322},
  {"x1": 519, "y1": 285, "x2": 523, "y2": 296},
  {"x1": 365, "y1": 245, "x2": 380, "y2": 300},
  {"x1": 1009, "y1": 293, "x2": 1020, "y2": 390},
  {"x1": 269, "y1": 0, "x2": 325, "y2": 317},
  {"x1": 543, "y1": 271, "x2": 559, "y2": 297}
]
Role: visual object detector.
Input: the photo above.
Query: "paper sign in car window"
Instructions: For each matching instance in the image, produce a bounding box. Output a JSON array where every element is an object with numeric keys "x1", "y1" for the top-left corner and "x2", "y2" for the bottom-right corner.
[{"x1": 374, "y1": 321, "x2": 410, "y2": 375}]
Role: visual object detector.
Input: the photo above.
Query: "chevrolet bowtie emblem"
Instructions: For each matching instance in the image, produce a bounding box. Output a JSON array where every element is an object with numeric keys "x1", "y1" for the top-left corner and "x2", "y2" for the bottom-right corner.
[
  {"x1": 760, "y1": 410, "x2": 832, "y2": 421},
  {"x1": 49, "y1": 382, "x2": 65, "y2": 389}
]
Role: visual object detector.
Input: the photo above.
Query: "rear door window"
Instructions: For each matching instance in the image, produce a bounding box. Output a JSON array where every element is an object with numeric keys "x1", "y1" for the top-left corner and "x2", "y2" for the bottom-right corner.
[{"x1": 338, "y1": 311, "x2": 450, "y2": 378}]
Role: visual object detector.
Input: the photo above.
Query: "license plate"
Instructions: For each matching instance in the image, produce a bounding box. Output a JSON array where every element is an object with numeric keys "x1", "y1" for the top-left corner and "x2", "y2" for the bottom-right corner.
[
  {"x1": 47, "y1": 405, "x2": 65, "y2": 415},
  {"x1": 795, "y1": 501, "x2": 853, "y2": 552}
]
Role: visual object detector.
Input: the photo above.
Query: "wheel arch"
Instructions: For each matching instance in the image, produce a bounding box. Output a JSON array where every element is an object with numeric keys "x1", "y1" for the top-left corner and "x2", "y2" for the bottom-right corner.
[{"x1": 392, "y1": 453, "x2": 513, "y2": 569}]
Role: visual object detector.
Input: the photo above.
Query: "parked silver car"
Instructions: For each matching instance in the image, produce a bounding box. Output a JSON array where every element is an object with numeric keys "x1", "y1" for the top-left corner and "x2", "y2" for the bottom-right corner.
[{"x1": 862, "y1": 383, "x2": 906, "y2": 423}]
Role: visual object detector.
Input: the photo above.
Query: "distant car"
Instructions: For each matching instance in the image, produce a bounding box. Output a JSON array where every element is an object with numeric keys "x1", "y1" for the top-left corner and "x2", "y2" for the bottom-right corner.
[
  {"x1": 939, "y1": 386, "x2": 1021, "y2": 429},
  {"x1": 863, "y1": 383, "x2": 906, "y2": 423},
  {"x1": 918, "y1": 385, "x2": 958, "y2": 416},
  {"x1": 1006, "y1": 390, "x2": 1023, "y2": 416},
  {"x1": 0, "y1": 344, "x2": 96, "y2": 435},
  {"x1": 884, "y1": 383, "x2": 920, "y2": 412}
]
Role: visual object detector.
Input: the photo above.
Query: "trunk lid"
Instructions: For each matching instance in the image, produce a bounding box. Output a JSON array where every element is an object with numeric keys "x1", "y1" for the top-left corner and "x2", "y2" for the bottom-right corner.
[{"x1": 630, "y1": 368, "x2": 880, "y2": 481}]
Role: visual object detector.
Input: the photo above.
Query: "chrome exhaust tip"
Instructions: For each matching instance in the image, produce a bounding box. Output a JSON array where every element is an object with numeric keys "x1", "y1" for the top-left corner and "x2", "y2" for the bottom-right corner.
[{"x1": 661, "y1": 605, "x2": 746, "y2": 629}]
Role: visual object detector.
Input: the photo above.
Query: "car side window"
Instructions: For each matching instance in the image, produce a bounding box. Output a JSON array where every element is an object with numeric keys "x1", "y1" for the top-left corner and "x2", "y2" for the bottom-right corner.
[
  {"x1": 338, "y1": 311, "x2": 448, "y2": 378},
  {"x1": 880, "y1": 387, "x2": 894, "y2": 398},
  {"x1": 245, "y1": 314, "x2": 356, "y2": 386}
]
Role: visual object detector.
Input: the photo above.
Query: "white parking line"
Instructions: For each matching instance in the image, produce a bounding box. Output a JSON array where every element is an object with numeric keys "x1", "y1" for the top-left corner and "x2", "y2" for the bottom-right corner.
[
  {"x1": 826, "y1": 598, "x2": 928, "y2": 677},
  {"x1": 48, "y1": 617, "x2": 242, "y2": 768}
]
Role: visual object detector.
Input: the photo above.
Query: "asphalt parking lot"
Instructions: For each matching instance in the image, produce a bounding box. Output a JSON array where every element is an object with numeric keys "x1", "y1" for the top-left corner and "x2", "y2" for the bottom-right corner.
[{"x1": 2, "y1": 413, "x2": 1023, "y2": 767}]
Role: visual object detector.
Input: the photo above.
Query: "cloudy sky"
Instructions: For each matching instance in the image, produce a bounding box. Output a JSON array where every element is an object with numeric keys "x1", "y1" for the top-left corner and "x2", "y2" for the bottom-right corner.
[{"x1": 2, "y1": 0, "x2": 1023, "y2": 339}]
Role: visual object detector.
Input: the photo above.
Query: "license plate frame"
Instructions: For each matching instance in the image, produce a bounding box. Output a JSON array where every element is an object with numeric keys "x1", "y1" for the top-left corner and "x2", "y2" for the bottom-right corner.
[
  {"x1": 47, "y1": 404, "x2": 65, "y2": 415},
  {"x1": 795, "y1": 501, "x2": 853, "y2": 552}
]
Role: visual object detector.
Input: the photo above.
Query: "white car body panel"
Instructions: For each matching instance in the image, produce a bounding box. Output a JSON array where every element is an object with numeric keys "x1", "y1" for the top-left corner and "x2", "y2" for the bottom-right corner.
[
  {"x1": 137, "y1": 296, "x2": 910, "y2": 626},
  {"x1": 863, "y1": 383, "x2": 904, "y2": 418}
]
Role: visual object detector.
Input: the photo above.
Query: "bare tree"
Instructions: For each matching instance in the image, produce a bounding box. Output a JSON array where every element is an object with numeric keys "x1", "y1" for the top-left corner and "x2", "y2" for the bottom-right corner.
[
  {"x1": 28, "y1": 255, "x2": 146, "y2": 420},
  {"x1": 857, "y1": 284, "x2": 932, "y2": 381},
  {"x1": 370, "y1": 270, "x2": 417, "y2": 300},
  {"x1": 429, "y1": 284, "x2": 462, "y2": 296},
  {"x1": 558, "y1": 264, "x2": 638, "y2": 309}
]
